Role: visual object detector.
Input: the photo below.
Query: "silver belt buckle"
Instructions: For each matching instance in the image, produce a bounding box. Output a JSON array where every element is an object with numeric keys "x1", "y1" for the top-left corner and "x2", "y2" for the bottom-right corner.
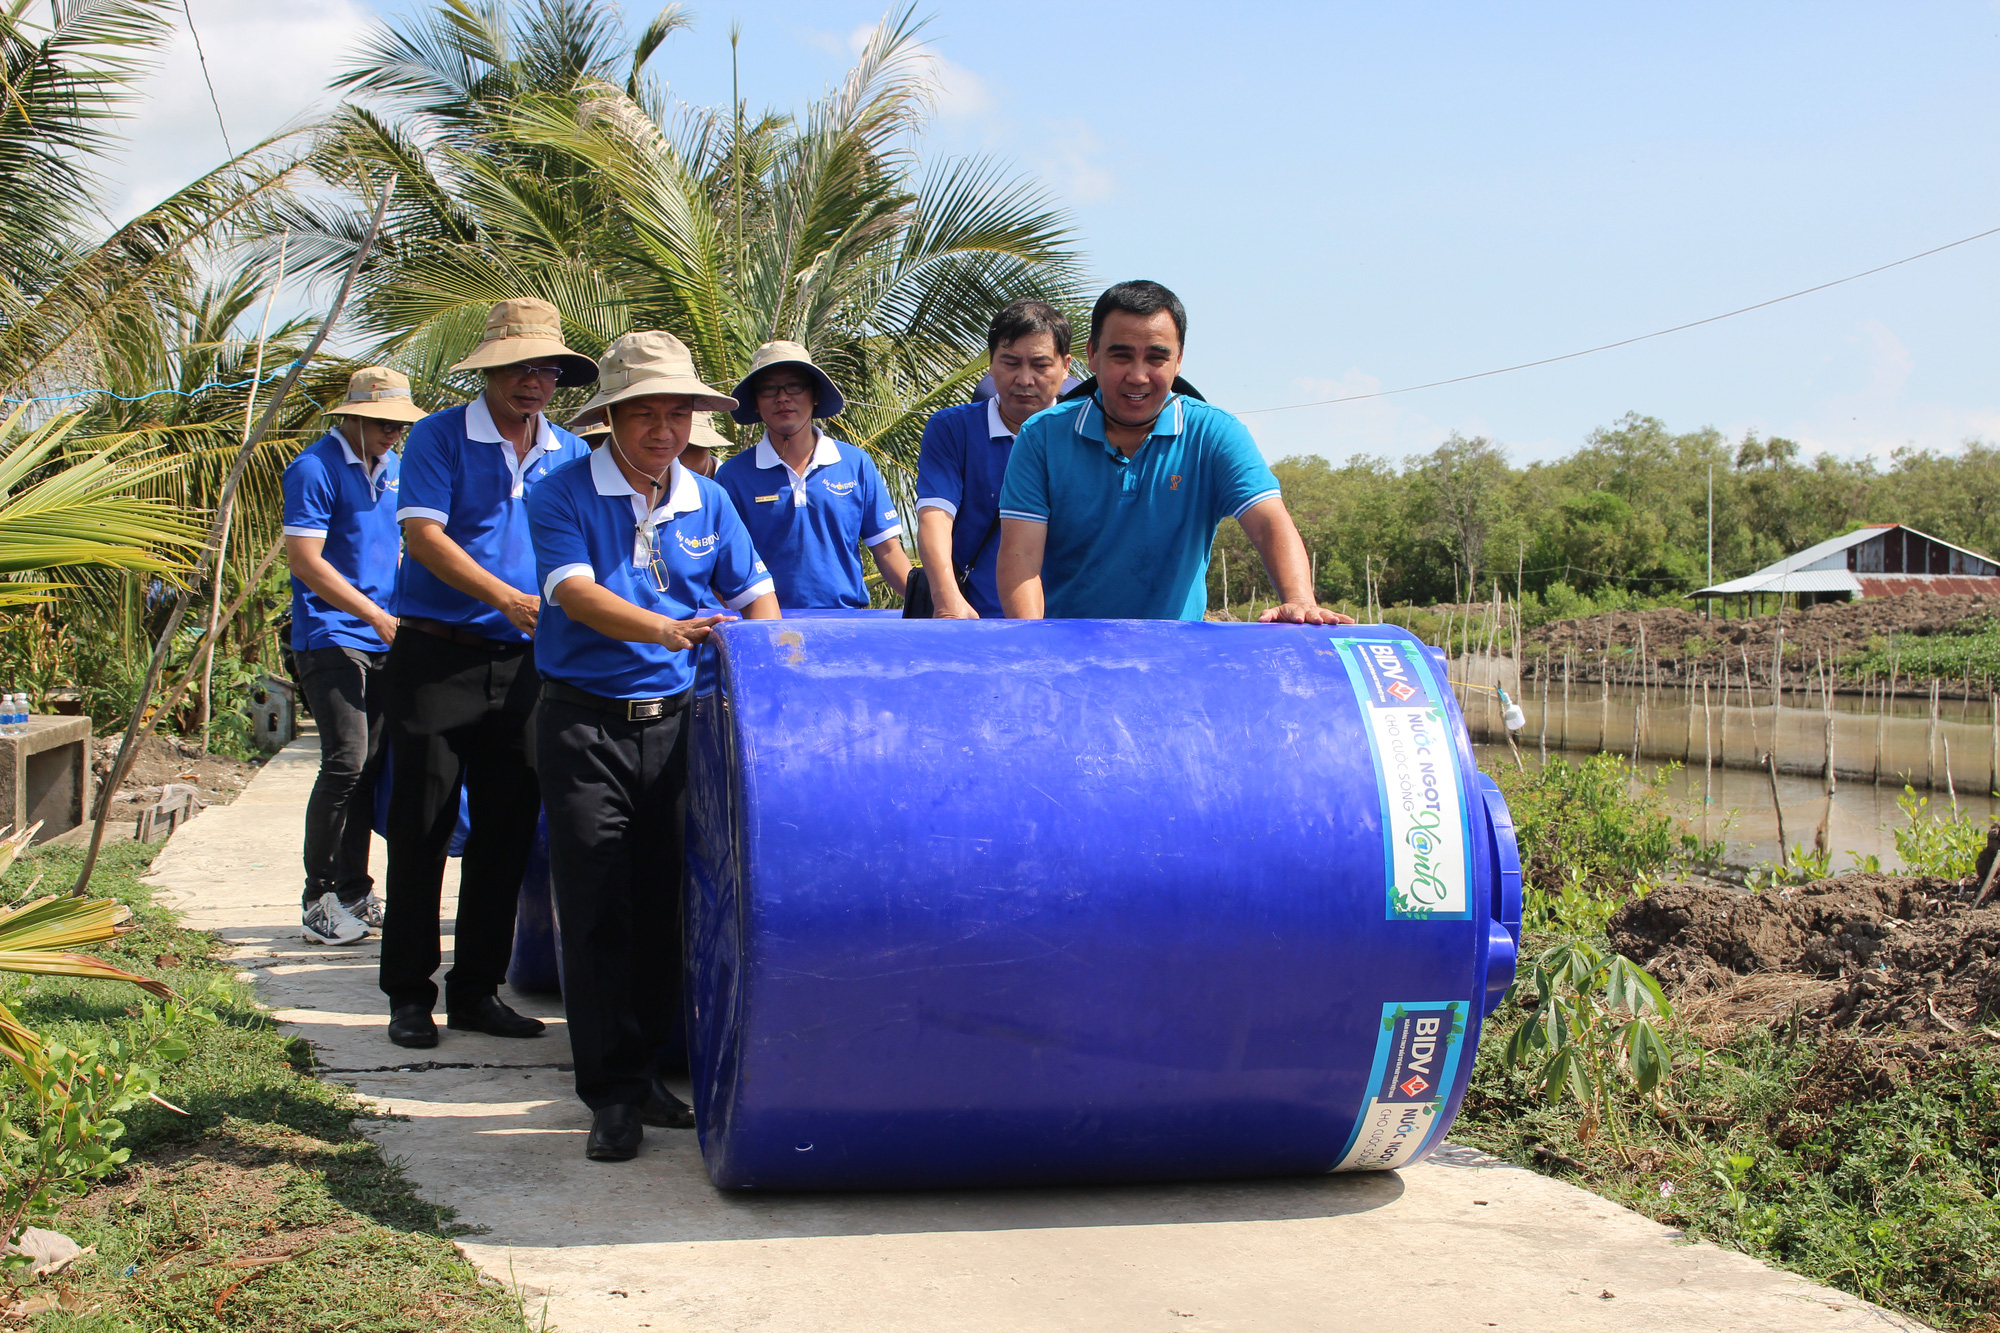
[{"x1": 626, "y1": 697, "x2": 666, "y2": 722}]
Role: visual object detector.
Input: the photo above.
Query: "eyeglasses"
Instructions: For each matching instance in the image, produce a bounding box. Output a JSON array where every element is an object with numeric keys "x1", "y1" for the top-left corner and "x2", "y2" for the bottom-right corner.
[
  {"x1": 756, "y1": 380, "x2": 812, "y2": 401},
  {"x1": 501, "y1": 363, "x2": 567, "y2": 382}
]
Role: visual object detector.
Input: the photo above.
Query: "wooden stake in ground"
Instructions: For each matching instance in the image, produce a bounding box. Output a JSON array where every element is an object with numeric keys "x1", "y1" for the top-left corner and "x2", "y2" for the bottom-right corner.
[
  {"x1": 1561, "y1": 646, "x2": 1572, "y2": 751},
  {"x1": 1720, "y1": 657, "x2": 1732, "y2": 770},
  {"x1": 1702, "y1": 677, "x2": 1713, "y2": 840},
  {"x1": 1599, "y1": 623, "x2": 1611, "y2": 752},
  {"x1": 1873, "y1": 667, "x2": 1884, "y2": 787},
  {"x1": 1538, "y1": 651, "x2": 1549, "y2": 763},
  {"x1": 1929, "y1": 678, "x2": 1941, "y2": 791},
  {"x1": 71, "y1": 178, "x2": 396, "y2": 896},
  {"x1": 1740, "y1": 644, "x2": 1758, "y2": 753},
  {"x1": 1989, "y1": 691, "x2": 1998, "y2": 798},
  {"x1": 1766, "y1": 749, "x2": 1790, "y2": 870},
  {"x1": 1632, "y1": 621, "x2": 1648, "y2": 764}
]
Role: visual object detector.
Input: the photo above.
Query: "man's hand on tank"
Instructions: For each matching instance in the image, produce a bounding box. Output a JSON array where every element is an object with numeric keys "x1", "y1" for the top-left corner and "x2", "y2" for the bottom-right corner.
[
  {"x1": 502, "y1": 590, "x2": 540, "y2": 634},
  {"x1": 935, "y1": 598, "x2": 981, "y2": 620},
  {"x1": 1259, "y1": 602, "x2": 1354, "y2": 625},
  {"x1": 658, "y1": 613, "x2": 732, "y2": 651}
]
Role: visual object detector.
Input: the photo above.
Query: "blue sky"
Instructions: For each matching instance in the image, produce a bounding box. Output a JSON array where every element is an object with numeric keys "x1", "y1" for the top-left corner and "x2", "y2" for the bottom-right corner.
[{"x1": 116, "y1": 1, "x2": 2000, "y2": 467}]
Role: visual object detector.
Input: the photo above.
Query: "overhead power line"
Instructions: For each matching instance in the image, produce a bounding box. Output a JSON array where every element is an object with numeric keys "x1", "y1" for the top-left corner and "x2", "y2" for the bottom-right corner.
[
  {"x1": 1237, "y1": 223, "x2": 2000, "y2": 417},
  {"x1": 179, "y1": 0, "x2": 233, "y2": 159}
]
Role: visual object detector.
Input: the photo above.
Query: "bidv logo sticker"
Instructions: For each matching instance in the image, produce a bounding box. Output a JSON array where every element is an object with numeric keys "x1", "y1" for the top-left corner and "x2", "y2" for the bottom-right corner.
[
  {"x1": 1336, "y1": 640, "x2": 1471, "y2": 920},
  {"x1": 1332, "y1": 1001, "x2": 1466, "y2": 1172},
  {"x1": 674, "y1": 530, "x2": 718, "y2": 559},
  {"x1": 821, "y1": 479, "x2": 857, "y2": 495}
]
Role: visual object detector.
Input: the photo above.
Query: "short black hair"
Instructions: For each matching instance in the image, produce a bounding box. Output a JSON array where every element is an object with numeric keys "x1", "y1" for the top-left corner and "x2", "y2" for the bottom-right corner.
[
  {"x1": 987, "y1": 299, "x2": 1072, "y2": 358},
  {"x1": 1089, "y1": 280, "x2": 1186, "y2": 350}
]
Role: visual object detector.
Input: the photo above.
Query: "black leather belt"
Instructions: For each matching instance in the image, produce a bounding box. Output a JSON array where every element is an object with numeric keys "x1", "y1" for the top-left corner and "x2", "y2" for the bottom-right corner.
[
  {"x1": 403, "y1": 616, "x2": 521, "y2": 650},
  {"x1": 542, "y1": 679, "x2": 691, "y2": 722}
]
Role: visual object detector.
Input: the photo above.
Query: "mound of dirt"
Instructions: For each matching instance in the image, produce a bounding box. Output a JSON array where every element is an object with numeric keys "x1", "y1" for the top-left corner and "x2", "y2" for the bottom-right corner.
[
  {"x1": 91, "y1": 733, "x2": 261, "y2": 829},
  {"x1": 1609, "y1": 873, "x2": 2000, "y2": 1033},
  {"x1": 1522, "y1": 591, "x2": 1999, "y2": 689}
]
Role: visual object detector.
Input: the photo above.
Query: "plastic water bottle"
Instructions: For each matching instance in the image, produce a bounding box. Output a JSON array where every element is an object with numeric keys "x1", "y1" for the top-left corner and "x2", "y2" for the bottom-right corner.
[
  {"x1": 2, "y1": 696, "x2": 17, "y2": 736},
  {"x1": 5, "y1": 696, "x2": 21, "y2": 736}
]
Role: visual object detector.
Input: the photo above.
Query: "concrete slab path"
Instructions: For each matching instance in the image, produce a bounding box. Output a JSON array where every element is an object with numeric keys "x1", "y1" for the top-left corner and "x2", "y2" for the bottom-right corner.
[{"x1": 142, "y1": 736, "x2": 1926, "y2": 1333}]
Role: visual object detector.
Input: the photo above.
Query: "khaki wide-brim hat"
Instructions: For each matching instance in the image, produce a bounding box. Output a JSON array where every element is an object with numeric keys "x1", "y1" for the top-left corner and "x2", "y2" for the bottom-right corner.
[
  {"x1": 450, "y1": 297, "x2": 598, "y2": 387},
  {"x1": 568, "y1": 331, "x2": 737, "y2": 427},
  {"x1": 728, "y1": 339, "x2": 845, "y2": 425},
  {"x1": 688, "y1": 412, "x2": 729, "y2": 451},
  {"x1": 325, "y1": 365, "x2": 426, "y2": 423}
]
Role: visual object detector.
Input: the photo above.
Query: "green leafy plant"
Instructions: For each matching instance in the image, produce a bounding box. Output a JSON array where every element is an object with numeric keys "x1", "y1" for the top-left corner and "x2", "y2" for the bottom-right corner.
[
  {"x1": 1743, "y1": 843, "x2": 1837, "y2": 893},
  {"x1": 1892, "y1": 787, "x2": 1986, "y2": 878},
  {"x1": 1, "y1": 994, "x2": 208, "y2": 1269},
  {"x1": 1503, "y1": 940, "x2": 1673, "y2": 1146}
]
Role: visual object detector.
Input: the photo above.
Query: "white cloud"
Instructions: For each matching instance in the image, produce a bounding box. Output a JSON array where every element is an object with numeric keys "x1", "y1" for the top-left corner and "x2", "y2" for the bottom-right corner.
[
  {"x1": 105, "y1": 0, "x2": 367, "y2": 224},
  {"x1": 1747, "y1": 318, "x2": 2000, "y2": 462},
  {"x1": 1024, "y1": 118, "x2": 1114, "y2": 204}
]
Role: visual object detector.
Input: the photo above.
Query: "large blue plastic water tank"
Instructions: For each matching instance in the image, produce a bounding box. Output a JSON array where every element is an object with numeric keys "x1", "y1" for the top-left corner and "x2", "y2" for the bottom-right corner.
[{"x1": 685, "y1": 620, "x2": 1521, "y2": 1190}]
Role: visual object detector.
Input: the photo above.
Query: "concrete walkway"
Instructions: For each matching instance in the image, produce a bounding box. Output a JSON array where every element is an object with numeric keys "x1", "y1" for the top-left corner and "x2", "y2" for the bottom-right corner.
[{"x1": 143, "y1": 736, "x2": 1925, "y2": 1333}]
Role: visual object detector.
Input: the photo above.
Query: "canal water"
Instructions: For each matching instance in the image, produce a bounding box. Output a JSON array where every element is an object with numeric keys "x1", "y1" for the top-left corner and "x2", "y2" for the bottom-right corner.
[{"x1": 1470, "y1": 741, "x2": 1997, "y2": 873}]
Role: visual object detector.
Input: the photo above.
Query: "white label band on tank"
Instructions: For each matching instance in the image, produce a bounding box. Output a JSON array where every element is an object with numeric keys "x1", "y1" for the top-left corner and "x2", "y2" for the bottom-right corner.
[{"x1": 1335, "y1": 637, "x2": 1474, "y2": 921}]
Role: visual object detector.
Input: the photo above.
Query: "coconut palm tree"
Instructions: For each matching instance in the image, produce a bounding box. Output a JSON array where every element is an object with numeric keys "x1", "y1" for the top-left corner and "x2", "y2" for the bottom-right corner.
[{"x1": 279, "y1": 0, "x2": 1084, "y2": 489}]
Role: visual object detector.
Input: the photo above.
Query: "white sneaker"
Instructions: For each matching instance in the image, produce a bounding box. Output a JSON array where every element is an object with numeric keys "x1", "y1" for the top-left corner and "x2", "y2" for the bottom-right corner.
[
  {"x1": 302, "y1": 892, "x2": 367, "y2": 946},
  {"x1": 350, "y1": 893, "x2": 385, "y2": 932}
]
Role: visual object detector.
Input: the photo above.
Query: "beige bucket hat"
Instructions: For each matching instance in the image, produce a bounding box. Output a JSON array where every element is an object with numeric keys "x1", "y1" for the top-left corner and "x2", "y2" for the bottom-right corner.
[
  {"x1": 324, "y1": 366, "x2": 426, "y2": 423},
  {"x1": 568, "y1": 331, "x2": 738, "y2": 429},
  {"x1": 728, "y1": 339, "x2": 845, "y2": 425},
  {"x1": 449, "y1": 297, "x2": 598, "y2": 387}
]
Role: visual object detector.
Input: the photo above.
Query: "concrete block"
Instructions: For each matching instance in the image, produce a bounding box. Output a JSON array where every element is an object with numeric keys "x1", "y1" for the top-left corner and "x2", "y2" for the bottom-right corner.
[{"x1": 0, "y1": 714, "x2": 93, "y2": 845}]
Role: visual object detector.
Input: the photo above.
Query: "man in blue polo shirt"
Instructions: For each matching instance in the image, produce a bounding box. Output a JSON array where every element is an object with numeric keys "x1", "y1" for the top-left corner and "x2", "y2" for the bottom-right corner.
[
  {"x1": 714, "y1": 340, "x2": 910, "y2": 609},
  {"x1": 913, "y1": 300, "x2": 1074, "y2": 618},
  {"x1": 528, "y1": 330, "x2": 777, "y2": 1162},
  {"x1": 283, "y1": 366, "x2": 421, "y2": 947},
  {"x1": 997, "y1": 280, "x2": 1352, "y2": 625},
  {"x1": 381, "y1": 298, "x2": 596, "y2": 1051}
]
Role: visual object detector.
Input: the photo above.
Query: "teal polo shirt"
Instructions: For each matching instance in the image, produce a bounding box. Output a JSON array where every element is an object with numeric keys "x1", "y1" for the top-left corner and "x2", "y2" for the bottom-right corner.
[{"x1": 997, "y1": 393, "x2": 1281, "y2": 619}]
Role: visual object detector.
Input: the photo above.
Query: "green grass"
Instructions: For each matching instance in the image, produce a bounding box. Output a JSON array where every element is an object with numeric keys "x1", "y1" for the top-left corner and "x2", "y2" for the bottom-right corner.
[
  {"x1": 3, "y1": 843, "x2": 545, "y2": 1332},
  {"x1": 1458, "y1": 1008, "x2": 2000, "y2": 1330}
]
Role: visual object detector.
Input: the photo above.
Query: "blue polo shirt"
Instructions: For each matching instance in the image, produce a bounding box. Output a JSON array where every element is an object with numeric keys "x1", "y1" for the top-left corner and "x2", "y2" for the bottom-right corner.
[
  {"x1": 282, "y1": 430, "x2": 402, "y2": 652},
  {"x1": 714, "y1": 433, "x2": 901, "y2": 609},
  {"x1": 528, "y1": 449, "x2": 774, "y2": 699},
  {"x1": 915, "y1": 398, "x2": 1022, "y2": 617},
  {"x1": 997, "y1": 393, "x2": 1281, "y2": 620},
  {"x1": 394, "y1": 395, "x2": 589, "y2": 642}
]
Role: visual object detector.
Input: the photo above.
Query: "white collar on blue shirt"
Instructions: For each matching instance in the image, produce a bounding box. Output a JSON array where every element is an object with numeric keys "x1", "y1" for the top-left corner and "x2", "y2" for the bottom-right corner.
[
  {"x1": 985, "y1": 396, "x2": 1017, "y2": 441},
  {"x1": 466, "y1": 392, "x2": 563, "y2": 493},
  {"x1": 334, "y1": 429, "x2": 392, "y2": 491},
  {"x1": 590, "y1": 444, "x2": 701, "y2": 565},
  {"x1": 753, "y1": 428, "x2": 841, "y2": 474}
]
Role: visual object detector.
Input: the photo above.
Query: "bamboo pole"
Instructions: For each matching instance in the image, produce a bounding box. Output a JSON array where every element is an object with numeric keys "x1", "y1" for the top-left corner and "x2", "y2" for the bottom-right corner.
[
  {"x1": 198, "y1": 230, "x2": 290, "y2": 751},
  {"x1": 1989, "y1": 691, "x2": 1998, "y2": 798},
  {"x1": 1945, "y1": 731, "x2": 1958, "y2": 810},
  {"x1": 1766, "y1": 749, "x2": 1790, "y2": 869},
  {"x1": 1562, "y1": 646, "x2": 1572, "y2": 751},
  {"x1": 1928, "y1": 678, "x2": 1941, "y2": 791},
  {"x1": 1599, "y1": 624, "x2": 1611, "y2": 752},
  {"x1": 1721, "y1": 657, "x2": 1732, "y2": 769},
  {"x1": 1702, "y1": 677, "x2": 1713, "y2": 839},
  {"x1": 1538, "y1": 651, "x2": 1549, "y2": 764},
  {"x1": 71, "y1": 177, "x2": 395, "y2": 896}
]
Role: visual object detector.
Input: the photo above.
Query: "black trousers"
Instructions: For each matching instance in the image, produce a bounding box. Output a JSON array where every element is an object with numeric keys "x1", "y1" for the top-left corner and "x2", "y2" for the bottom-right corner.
[
  {"x1": 535, "y1": 694, "x2": 688, "y2": 1109},
  {"x1": 296, "y1": 645, "x2": 388, "y2": 908},
  {"x1": 379, "y1": 629, "x2": 543, "y2": 1014}
]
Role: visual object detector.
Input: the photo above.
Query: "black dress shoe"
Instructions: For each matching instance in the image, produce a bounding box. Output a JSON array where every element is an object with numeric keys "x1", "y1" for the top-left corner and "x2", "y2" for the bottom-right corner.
[
  {"x1": 446, "y1": 995, "x2": 546, "y2": 1039},
  {"x1": 640, "y1": 1077, "x2": 695, "y2": 1129},
  {"x1": 586, "y1": 1104, "x2": 643, "y2": 1162},
  {"x1": 387, "y1": 1004, "x2": 438, "y2": 1049}
]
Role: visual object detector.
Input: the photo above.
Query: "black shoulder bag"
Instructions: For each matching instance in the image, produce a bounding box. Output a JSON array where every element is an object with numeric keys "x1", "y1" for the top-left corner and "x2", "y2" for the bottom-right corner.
[{"x1": 902, "y1": 510, "x2": 1001, "y2": 619}]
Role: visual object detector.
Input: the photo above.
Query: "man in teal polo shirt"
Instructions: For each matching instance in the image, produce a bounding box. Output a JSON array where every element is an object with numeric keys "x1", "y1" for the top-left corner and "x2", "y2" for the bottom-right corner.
[{"x1": 996, "y1": 280, "x2": 1351, "y2": 624}]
